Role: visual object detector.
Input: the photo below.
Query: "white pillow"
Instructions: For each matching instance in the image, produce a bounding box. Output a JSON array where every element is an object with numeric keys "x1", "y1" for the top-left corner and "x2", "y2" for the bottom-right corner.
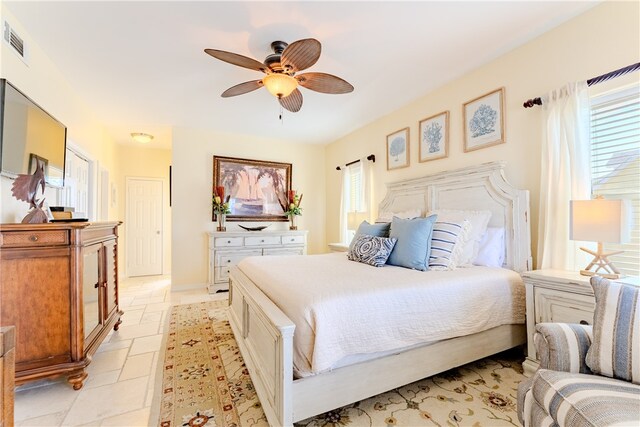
[
  {"x1": 473, "y1": 227, "x2": 505, "y2": 268},
  {"x1": 376, "y1": 208, "x2": 421, "y2": 223},
  {"x1": 428, "y1": 209, "x2": 491, "y2": 266}
]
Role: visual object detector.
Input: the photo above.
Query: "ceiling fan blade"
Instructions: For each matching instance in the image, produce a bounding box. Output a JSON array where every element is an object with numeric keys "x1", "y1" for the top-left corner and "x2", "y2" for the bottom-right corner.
[
  {"x1": 281, "y1": 38, "x2": 321, "y2": 73},
  {"x1": 279, "y1": 88, "x2": 303, "y2": 112},
  {"x1": 296, "y1": 72, "x2": 354, "y2": 94},
  {"x1": 204, "y1": 49, "x2": 267, "y2": 73},
  {"x1": 221, "y1": 80, "x2": 264, "y2": 98}
]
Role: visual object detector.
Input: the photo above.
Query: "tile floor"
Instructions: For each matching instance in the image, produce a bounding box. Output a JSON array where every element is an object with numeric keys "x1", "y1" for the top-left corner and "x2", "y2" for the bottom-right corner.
[{"x1": 14, "y1": 275, "x2": 226, "y2": 427}]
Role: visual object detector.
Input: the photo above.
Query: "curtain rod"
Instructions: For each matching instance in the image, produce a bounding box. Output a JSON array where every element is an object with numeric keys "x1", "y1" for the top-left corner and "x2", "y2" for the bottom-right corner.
[
  {"x1": 523, "y1": 62, "x2": 640, "y2": 108},
  {"x1": 336, "y1": 154, "x2": 375, "y2": 171}
]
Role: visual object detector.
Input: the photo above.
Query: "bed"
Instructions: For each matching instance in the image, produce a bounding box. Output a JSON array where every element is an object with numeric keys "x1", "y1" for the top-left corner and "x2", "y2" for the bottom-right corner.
[{"x1": 228, "y1": 161, "x2": 532, "y2": 426}]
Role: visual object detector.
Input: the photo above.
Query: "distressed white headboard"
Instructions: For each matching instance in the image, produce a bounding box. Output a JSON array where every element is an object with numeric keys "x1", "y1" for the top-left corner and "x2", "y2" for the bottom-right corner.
[{"x1": 379, "y1": 161, "x2": 532, "y2": 272}]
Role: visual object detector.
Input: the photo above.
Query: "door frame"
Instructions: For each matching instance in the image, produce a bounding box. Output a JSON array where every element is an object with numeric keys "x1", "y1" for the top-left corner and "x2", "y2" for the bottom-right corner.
[{"x1": 125, "y1": 176, "x2": 165, "y2": 277}]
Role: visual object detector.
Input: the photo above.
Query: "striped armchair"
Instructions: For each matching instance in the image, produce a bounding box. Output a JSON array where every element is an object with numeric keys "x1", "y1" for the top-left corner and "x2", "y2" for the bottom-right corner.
[{"x1": 517, "y1": 277, "x2": 640, "y2": 427}]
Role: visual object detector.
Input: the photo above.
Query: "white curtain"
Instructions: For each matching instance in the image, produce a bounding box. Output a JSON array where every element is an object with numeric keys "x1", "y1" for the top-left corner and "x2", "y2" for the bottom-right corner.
[
  {"x1": 538, "y1": 81, "x2": 591, "y2": 270},
  {"x1": 359, "y1": 156, "x2": 372, "y2": 220},
  {"x1": 339, "y1": 163, "x2": 351, "y2": 244}
]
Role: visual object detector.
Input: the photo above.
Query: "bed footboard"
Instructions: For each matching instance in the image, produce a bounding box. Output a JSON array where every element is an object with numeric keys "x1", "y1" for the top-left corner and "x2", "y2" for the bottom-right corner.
[{"x1": 228, "y1": 267, "x2": 294, "y2": 426}]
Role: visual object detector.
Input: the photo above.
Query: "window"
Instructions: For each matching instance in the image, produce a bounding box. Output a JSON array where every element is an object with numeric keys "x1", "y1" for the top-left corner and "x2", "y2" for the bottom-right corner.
[
  {"x1": 342, "y1": 162, "x2": 364, "y2": 243},
  {"x1": 590, "y1": 85, "x2": 640, "y2": 276}
]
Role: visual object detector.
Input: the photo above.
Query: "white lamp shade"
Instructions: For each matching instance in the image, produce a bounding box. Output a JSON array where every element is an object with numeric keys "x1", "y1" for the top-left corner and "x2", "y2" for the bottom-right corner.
[
  {"x1": 347, "y1": 211, "x2": 369, "y2": 230},
  {"x1": 570, "y1": 199, "x2": 631, "y2": 243}
]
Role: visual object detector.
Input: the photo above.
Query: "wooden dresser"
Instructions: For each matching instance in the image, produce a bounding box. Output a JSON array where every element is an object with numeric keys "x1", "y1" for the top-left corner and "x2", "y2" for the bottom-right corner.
[
  {"x1": 0, "y1": 326, "x2": 15, "y2": 427},
  {"x1": 0, "y1": 222, "x2": 123, "y2": 390},
  {"x1": 208, "y1": 230, "x2": 307, "y2": 292}
]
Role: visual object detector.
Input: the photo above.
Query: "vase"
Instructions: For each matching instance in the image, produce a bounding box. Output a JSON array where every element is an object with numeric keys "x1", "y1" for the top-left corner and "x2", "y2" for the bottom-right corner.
[
  {"x1": 289, "y1": 215, "x2": 297, "y2": 230},
  {"x1": 217, "y1": 213, "x2": 226, "y2": 232}
]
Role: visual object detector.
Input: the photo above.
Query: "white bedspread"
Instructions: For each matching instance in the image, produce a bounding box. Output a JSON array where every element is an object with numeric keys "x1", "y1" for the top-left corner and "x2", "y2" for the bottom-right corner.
[{"x1": 237, "y1": 253, "x2": 525, "y2": 377}]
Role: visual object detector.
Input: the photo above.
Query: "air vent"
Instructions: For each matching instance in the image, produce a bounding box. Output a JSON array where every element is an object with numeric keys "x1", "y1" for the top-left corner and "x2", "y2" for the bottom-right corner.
[{"x1": 3, "y1": 21, "x2": 27, "y2": 63}]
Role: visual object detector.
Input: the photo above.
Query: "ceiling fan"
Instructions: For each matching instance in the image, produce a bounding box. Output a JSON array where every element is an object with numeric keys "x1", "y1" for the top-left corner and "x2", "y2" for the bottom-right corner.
[{"x1": 204, "y1": 38, "x2": 354, "y2": 113}]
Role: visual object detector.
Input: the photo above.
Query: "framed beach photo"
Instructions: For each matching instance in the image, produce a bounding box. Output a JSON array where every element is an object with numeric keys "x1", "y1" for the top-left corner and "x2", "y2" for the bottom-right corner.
[
  {"x1": 213, "y1": 156, "x2": 291, "y2": 222},
  {"x1": 463, "y1": 87, "x2": 505, "y2": 152},
  {"x1": 419, "y1": 111, "x2": 449, "y2": 162},
  {"x1": 386, "y1": 127, "x2": 410, "y2": 170}
]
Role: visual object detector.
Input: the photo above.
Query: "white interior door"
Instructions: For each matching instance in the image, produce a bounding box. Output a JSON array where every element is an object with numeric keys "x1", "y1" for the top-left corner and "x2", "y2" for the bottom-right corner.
[
  {"x1": 126, "y1": 178, "x2": 163, "y2": 277},
  {"x1": 61, "y1": 148, "x2": 89, "y2": 216}
]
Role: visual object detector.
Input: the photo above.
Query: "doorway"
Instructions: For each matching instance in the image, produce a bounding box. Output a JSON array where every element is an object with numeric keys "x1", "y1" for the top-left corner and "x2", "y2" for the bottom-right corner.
[{"x1": 126, "y1": 177, "x2": 163, "y2": 277}]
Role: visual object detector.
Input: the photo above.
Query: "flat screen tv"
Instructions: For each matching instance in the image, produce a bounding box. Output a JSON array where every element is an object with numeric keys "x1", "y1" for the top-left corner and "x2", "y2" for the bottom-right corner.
[{"x1": 0, "y1": 79, "x2": 66, "y2": 187}]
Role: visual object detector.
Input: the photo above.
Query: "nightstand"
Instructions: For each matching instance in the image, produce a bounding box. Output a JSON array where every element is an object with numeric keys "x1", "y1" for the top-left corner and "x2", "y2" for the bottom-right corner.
[{"x1": 521, "y1": 269, "x2": 638, "y2": 376}]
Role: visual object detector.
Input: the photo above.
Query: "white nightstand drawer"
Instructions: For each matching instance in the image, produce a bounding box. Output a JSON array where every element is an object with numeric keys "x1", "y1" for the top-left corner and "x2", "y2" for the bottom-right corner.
[
  {"x1": 214, "y1": 237, "x2": 244, "y2": 248},
  {"x1": 245, "y1": 236, "x2": 281, "y2": 246},
  {"x1": 534, "y1": 287, "x2": 595, "y2": 325},
  {"x1": 282, "y1": 235, "x2": 304, "y2": 245},
  {"x1": 216, "y1": 250, "x2": 261, "y2": 266}
]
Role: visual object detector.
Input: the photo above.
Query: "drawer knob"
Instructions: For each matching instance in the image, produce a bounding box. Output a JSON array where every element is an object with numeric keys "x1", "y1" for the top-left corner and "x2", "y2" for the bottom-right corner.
[
  {"x1": 290, "y1": 238, "x2": 294, "y2": 241},
  {"x1": 29, "y1": 235, "x2": 39, "y2": 242},
  {"x1": 261, "y1": 239, "x2": 265, "y2": 243},
  {"x1": 227, "y1": 260, "x2": 231, "y2": 263},
  {"x1": 227, "y1": 240, "x2": 231, "y2": 244},
  {"x1": 579, "y1": 320, "x2": 590, "y2": 325}
]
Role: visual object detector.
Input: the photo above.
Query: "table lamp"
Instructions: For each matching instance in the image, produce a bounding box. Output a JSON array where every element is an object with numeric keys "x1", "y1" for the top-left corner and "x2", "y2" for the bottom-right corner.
[
  {"x1": 570, "y1": 198, "x2": 630, "y2": 279},
  {"x1": 347, "y1": 211, "x2": 369, "y2": 231}
]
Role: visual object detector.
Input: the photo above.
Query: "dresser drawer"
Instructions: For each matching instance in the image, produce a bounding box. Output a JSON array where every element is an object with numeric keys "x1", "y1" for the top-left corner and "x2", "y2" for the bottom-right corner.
[
  {"x1": 534, "y1": 287, "x2": 595, "y2": 325},
  {"x1": 214, "y1": 237, "x2": 244, "y2": 248},
  {"x1": 264, "y1": 248, "x2": 304, "y2": 256},
  {"x1": 216, "y1": 250, "x2": 261, "y2": 266},
  {"x1": 282, "y1": 235, "x2": 304, "y2": 245},
  {"x1": 214, "y1": 266, "x2": 232, "y2": 283},
  {"x1": 0, "y1": 230, "x2": 69, "y2": 247},
  {"x1": 245, "y1": 236, "x2": 281, "y2": 246}
]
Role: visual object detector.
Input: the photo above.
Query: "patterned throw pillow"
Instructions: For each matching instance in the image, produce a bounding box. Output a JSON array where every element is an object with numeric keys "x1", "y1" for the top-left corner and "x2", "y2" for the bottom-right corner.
[
  {"x1": 585, "y1": 276, "x2": 640, "y2": 384},
  {"x1": 429, "y1": 221, "x2": 469, "y2": 270},
  {"x1": 348, "y1": 235, "x2": 397, "y2": 267}
]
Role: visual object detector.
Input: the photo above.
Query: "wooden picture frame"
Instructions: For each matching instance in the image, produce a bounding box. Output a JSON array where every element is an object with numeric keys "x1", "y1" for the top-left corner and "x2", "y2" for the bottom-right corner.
[
  {"x1": 419, "y1": 111, "x2": 449, "y2": 162},
  {"x1": 28, "y1": 153, "x2": 48, "y2": 176},
  {"x1": 386, "y1": 127, "x2": 410, "y2": 170},
  {"x1": 213, "y1": 156, "x2": 291, "y2": 222},
  {"x1": 463, "y1": 87, "x2": 505, "y2": 152}
]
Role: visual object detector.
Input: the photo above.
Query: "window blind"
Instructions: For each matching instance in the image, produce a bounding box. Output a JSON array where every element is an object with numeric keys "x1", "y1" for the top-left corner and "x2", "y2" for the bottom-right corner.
[
  {"x1": 349, "y1": 163, "x2": 363, "y2": 212},
  {"x1": 590, "y1": 86, "x2": 640, "y2": 275}
]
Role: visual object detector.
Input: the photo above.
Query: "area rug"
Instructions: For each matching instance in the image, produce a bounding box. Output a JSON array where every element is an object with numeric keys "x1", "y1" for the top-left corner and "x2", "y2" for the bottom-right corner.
[{"x1": 158, "y1": 301, "x2": 526, "y2": 427}]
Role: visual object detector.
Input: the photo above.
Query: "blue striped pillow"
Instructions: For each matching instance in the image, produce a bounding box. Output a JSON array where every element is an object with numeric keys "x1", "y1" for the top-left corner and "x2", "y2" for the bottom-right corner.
[
  {"x1": 429, "y1": 221, "x2": 466, "y2": 270},
  {"x1": 586, "y1": 277, "x2": 640, "y2": 384}
]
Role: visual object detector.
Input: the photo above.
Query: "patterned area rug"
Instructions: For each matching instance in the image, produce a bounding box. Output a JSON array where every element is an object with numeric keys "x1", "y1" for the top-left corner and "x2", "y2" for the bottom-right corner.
[{"x1": 158, "y1": 301, "x2": 526, "y2": 427}]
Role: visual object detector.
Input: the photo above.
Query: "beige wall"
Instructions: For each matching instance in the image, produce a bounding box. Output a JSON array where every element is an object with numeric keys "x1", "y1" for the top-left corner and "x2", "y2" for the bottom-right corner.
[
  {"x1": 116, "y1": 144, "x2": 172, "y2": 276},
  {"x1": 324, "y1": 0, "x2": 640, "y2": 267},
  {"x1": 0, "y1": 5, "x2": 119, "y2": 223},
  {"x1": 171, "y1": 127, "x2": 326, "y2": 287}
]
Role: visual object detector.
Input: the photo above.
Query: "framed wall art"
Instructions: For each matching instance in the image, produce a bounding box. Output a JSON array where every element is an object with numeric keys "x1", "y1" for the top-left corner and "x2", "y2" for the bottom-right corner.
[
  {"x1": 419, "y1": 111, "x2": 449, "y2": 162},
  {"x1": 386, "y1": 127, "x2": 410, "y2": 170},
  {"x1": 213, "y1": 156, "x2": 291, "y2": 222},
  {"x1": 463, "y1": 87, "x2": 505, "y2": 152}
]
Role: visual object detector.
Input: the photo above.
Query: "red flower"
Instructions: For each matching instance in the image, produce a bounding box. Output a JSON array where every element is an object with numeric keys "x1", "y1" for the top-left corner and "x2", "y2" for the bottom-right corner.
[
  {"x1": 288, "y1": 190, "x2": 296, "y2": 204},
  {"x1": 215, "y1": 186, "x2": 225, "y2": 199}
]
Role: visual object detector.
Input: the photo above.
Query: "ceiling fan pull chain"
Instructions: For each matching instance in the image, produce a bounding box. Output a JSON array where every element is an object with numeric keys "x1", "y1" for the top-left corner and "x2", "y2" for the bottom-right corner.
[{"x1": 279, "y1": 104, "x2": 284, "y2": 123}]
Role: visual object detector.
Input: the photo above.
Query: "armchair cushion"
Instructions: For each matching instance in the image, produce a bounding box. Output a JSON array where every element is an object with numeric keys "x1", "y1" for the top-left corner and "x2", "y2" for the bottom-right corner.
[
  {"x1": 534, "y1": 323, "x2": 593, "y2": 374},
  {"x1": 528, "y1": 369, "x2": 640, "y2": 427},
  {"x1": 586, "y1": 276, "x2": 640, "y2": 384}
]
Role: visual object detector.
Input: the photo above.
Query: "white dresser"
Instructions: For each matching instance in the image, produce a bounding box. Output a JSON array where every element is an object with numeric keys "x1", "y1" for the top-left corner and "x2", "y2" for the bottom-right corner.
[
  {"x1": 521, "y1": 269, "x2": 640, "y2": 376},
  {"x1": 207, "y1": 230, "x2": 308, "y2": 293}
]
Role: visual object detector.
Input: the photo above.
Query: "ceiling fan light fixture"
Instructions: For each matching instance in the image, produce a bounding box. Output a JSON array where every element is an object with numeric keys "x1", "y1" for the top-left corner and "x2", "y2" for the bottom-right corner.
[
  {"x1": 130, "y1": 132, "x2": 154, "y2": 143},
  {"x1": 262, "y1": 73, "x2": 298, "y2": 98}
]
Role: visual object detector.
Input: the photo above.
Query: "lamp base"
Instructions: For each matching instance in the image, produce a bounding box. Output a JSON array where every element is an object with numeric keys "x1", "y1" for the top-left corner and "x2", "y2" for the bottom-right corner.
[{"x1": 579, "y1": 243, "x2": 624, "y2": 280}]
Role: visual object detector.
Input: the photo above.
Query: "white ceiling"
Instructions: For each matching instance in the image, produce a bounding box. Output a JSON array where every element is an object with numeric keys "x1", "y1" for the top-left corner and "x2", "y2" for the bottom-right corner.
[{"x1": 5, "y1": 1, "x2": 598, "y2": 148}]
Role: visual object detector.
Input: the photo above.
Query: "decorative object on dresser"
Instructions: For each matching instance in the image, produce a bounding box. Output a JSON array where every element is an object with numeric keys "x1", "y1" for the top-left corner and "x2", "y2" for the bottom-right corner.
[
  {"x1": 285, "y1": 190, "x2": 303, "y2": 230},
  {"x1": 0, "y1": 326, "x2": 15, "y2": 427},
  {"x1": 212, "y1": 186, "x2": 231, "y2": 231},
  {"x1": 10, "y1": 159, "x2": 48, "y2": 224},
  {"x1": 570, "y1": 197, "x2": 631, "y2": 279},
  {"x1": 521, "y1": 269, "x2": 639, "y2": 376},
  {"x1": 238, "y1": 225, "x2": 269, "y2": 232},
  {"x1": 212, "y1": 156, "x2": 291, "y2": 222},
  {"x1": 0, "y1": 222, "x2": 123, "y2": 390},
  {"x1": 207, "y1": 229, "x2": 307, "y2": 293},
  {"x1": 419, "y1": 111, "x2": 449, "y2": 162},
  {"x1": 463, "y1": 87, "x2": 505, "y2": 152},
  {"x1": 386, "y1": 127, "x2": 410, "y2": 170}
]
